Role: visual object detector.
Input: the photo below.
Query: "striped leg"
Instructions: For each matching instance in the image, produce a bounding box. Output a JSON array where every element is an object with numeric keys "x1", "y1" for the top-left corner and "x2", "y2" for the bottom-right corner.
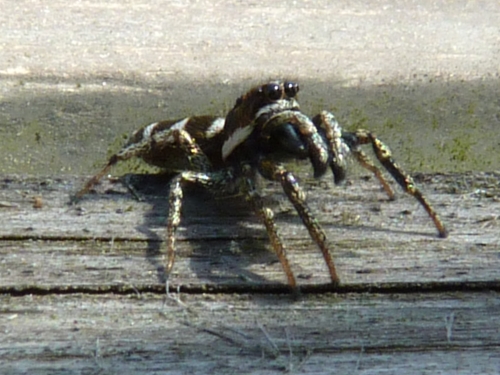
[
  {"x1": 240, "y1": 167, "x2": 297, "y2": 289},
  {"x1": 258, "y1": 160, "x2": 340, "y2": 285},
  {"x1": 164, "y1": 169, "x2": 234, "y2": 277},
  {"x1": 74, "y1": 122, "x2": 163, "y2": 199},
  {"x1": 350, "y1": 148, "x2": 396, "y2": 200},
  {"x1": 74, "y1": 156, "x2": 119, "y2": 200},
  {"x1": 312, "y1": 111, "x2": 349, "y2": 184},
  {"x1": 350, "y1": 129, "x2": 448, "y2": 238},
  {"x1": 165, "y1": 174, "x2": 183, "y2": 275}
]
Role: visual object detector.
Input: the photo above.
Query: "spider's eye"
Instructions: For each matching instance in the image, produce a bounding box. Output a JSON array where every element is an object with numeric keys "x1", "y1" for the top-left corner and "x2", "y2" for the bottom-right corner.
[
  {"x1": 284, "y1": 82, "x2": 299, "y2": 98},
  {"x1": 264, "y1": 83, "x2": 282, "y2": 101}
]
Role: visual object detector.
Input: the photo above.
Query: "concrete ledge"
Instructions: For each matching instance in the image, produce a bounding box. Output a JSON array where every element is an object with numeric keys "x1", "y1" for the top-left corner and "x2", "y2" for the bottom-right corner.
[{"x1": 1, "y1": 1, "x2": 499, "y2": 174}]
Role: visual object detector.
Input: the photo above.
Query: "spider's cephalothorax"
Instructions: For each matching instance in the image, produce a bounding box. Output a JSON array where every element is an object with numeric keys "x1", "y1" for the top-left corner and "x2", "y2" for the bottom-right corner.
[
  {"x1": 75, "y1": 81, "x2": 447, "y2": 290},
  {"x1": 222, "y1": 81, "x2": 329, "y2": 179}
]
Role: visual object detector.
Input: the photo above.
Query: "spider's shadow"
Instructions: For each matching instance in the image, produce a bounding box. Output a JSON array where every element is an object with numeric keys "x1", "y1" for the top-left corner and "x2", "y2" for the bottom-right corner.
[
  {"x1": 127, "y1": 173, "x2": 277, "y2": 286},
  {"x1": 95, "y1": 173, "x2": 439, "y2": 290}
]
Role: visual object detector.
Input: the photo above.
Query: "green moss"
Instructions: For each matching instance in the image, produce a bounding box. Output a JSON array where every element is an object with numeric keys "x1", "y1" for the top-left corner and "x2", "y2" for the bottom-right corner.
[
  {"x1": 1, "y1": 77, "x2": 498, "y2": 175},
  {"x1": 348, "y1": 107, "x2": 369, "y2": 129}
]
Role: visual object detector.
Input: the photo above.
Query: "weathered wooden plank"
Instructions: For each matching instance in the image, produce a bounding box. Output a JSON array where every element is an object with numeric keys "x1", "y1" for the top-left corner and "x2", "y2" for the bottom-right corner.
[
  {"x1": 0, "y1": 292, "x2": 499, "y2": 374},
  {"x1": 1, "y1": 173, "x2": 499, "y2": 373},
  {"x1": 1, "y1": 173, "x2": 499, "y2": 291}
]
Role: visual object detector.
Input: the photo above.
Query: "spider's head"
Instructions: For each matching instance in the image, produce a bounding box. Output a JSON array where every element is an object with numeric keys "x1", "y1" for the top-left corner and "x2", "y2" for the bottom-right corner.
[
  {"x1": 222, "y1": 81, "x2": 300, "y2": 159},
  {"x1": 222, "y1": 81, "x2": 329, "y2": 178}
]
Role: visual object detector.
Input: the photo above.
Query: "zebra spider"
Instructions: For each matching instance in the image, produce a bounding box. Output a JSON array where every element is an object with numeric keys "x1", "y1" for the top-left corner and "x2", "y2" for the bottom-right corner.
[{"x1": 75, "y1": 81, "x2": 447, "y2": 289}]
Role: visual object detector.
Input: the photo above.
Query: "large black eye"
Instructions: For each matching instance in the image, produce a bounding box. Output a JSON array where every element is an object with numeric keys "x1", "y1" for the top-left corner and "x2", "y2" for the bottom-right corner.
[
  {"x1": 284, "y1": 82, "x2": 299, "y2": 97},
  {"x1": 263, "y1": 83, "x2": 282, "y2": 101}
]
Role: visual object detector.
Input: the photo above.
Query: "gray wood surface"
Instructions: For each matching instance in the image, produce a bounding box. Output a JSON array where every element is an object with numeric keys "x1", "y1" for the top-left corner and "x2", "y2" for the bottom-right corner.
[{"x1": 1, "y1": 172, "x2": 499, "y2": 374}]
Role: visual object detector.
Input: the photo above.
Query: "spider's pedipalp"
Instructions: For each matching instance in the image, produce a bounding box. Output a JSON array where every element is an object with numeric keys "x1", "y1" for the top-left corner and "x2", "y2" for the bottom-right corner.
[
  {"x1": 261, "y1": 110, "x2": 329, "y2": 178},
  {"x1": 312, "y1": 111, "x2": 350, "y2": 184}
]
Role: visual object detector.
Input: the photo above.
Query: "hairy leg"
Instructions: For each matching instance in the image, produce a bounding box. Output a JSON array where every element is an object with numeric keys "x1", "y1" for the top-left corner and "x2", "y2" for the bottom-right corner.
[
  {"x1": 351, "y1": 129, "x2": 448, "y2": 238},
  {"x1": 258, "y1": 160, "x2": 340, "y2": 284}
]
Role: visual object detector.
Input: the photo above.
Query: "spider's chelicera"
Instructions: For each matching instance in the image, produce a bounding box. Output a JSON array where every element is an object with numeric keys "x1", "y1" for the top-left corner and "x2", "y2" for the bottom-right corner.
[{"x1": 75, "y1": 81, "x2": 448, "y2": 289}]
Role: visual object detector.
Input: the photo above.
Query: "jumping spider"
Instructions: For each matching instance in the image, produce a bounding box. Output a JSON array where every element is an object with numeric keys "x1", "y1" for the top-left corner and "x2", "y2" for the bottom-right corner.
[{"x1": 75, "y1": 81, "x2": 447, "y2": 289}]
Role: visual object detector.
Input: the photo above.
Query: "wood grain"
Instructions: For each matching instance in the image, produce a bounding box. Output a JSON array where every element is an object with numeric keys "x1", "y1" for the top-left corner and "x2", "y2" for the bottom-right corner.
[{"x1": 1, "y1": 172, "x2": 499, "y2": 374}]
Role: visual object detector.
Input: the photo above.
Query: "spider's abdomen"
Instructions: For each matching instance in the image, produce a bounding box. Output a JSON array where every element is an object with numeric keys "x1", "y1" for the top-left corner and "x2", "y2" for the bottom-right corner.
[{"x1": 127, "y1": 116, "x2": 226, "y2": 171}]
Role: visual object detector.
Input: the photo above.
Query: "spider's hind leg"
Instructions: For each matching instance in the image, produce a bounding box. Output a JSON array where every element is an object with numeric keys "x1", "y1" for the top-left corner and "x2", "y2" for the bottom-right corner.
[
  {"x1": 73, "y1": 130, "x2": 154, "y2": 200},
  {"x1": 74, "y1": 152, "x2": 131, "y2": 201},
  {"x1": 350, "y1": 129, "x2": 448, "y2": 238}
]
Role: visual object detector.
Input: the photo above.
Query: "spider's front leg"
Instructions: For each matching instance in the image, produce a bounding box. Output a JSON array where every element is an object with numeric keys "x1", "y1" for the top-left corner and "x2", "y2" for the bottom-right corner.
[
  {"x1": 258, "y1": 159, "x2": 340, "y2": 284},
  {"x1": 349, "y1": 128, "x2": 448, "y2": 238},
  {"x1": 313, "y1": 111, "x2": 396, "y2": 200},
  {"x1": 314, "y1": 110, "x2": 447, "y2": 238}
]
